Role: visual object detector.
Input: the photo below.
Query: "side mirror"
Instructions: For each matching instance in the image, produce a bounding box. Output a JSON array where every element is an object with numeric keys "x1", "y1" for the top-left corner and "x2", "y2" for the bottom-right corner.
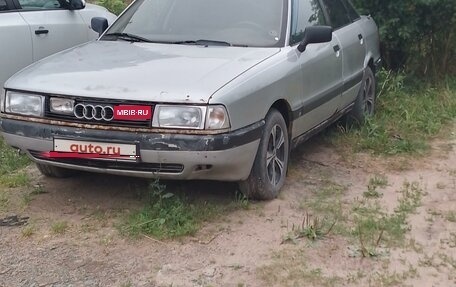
[
  {"x1": 297, "y1": 26, "x2": 333, "y2": 53},
  {"x1": 68, "y1": 0, "x2": 85, "y2": 10},
  {"x1": 91, "y1": 17, "x2": 109, "y2": 36}
]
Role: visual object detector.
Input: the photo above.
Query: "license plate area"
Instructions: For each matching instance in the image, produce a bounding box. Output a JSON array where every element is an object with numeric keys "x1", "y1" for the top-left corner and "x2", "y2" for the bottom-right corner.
[{"x1": 53, "y1": 139, "x2": 139, "y2": 161}]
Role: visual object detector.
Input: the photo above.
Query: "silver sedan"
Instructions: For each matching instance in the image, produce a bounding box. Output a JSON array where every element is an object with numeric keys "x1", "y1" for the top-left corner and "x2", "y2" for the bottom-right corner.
[{"x1": 0, "y1": 0, "x2": 381, "y2": 200}]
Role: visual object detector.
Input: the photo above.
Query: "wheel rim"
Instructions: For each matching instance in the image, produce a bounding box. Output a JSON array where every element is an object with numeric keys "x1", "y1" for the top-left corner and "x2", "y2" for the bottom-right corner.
[
  {"x1": 266, "y1": 124, "x2": 286, "y2": 187},
  {"x1": 362, "y1": 74, "x2": 375, "y2": 115}
]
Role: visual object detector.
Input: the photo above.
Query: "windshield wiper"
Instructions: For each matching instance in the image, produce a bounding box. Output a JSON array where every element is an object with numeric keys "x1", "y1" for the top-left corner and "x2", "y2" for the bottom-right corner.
[
  {"x1": 104, "y1": 32, "x2": 154, "y2": 43},
  {"x1": 173, "y1": 39, "x2": 233, "y2": 46}
]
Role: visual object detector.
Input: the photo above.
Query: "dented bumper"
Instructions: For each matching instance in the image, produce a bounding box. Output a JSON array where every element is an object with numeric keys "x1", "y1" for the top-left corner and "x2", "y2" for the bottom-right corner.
[{"x1": 0, "y1": 117, "x2": 263, "y2": 181}]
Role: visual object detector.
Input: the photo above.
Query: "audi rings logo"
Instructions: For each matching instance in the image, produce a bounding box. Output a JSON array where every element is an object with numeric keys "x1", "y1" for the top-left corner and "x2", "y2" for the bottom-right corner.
[{"x1": 74, "y1": 104, "x2": 115, "y2": 121}]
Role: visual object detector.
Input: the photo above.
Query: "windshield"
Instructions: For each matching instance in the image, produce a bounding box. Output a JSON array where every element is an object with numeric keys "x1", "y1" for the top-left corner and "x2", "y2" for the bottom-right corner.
[{"x1": 103, "y1": 0, "x2": 287, "y2": 47}]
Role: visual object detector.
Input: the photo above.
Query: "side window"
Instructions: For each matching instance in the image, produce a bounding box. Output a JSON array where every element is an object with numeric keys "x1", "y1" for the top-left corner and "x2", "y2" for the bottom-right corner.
[
  {"x1": 0, "y1": 0, "x2": 8, "y2": 11},
  {"x1": 321, "y1": 0, "x2": 351, "y2": 29},
  {"x1": 290, "y1": 0, "x2": 326, "y2": 45},
  {"x1": 341, "y1": 0, "x2": 360, "y2": 21},
  {"x1": 17, "y1": 0, "x2": 65, "y2": 10}
]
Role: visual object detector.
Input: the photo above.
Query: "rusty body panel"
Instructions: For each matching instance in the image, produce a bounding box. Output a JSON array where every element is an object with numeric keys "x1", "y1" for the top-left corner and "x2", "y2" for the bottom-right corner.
[{"x1": 0, "y1": 117, "x2": 263, "y2": 152}]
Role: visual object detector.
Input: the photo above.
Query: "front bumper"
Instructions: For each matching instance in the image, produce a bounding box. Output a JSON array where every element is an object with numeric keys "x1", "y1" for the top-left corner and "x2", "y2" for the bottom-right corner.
[{"x1": 0, "y1": 117, "x2": 263, "y2": 181}]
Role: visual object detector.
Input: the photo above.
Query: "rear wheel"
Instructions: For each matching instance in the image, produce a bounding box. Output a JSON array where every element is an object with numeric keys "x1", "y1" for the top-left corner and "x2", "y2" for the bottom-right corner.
[
  {"x1": 238, "y1": 109, "x2": 289, "y2": 200},
  {"x1": 347, "y1": 66, "x2": 376, "y2": 125},
  {"x1": 36, "y1": 163, "x2": 77, "y2": 178}
]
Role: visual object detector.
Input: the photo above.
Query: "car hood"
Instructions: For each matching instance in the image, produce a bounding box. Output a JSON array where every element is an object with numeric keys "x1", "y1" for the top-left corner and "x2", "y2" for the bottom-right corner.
[{"x1": 5, "y1": 41, "x2": 280, "y2": 103}]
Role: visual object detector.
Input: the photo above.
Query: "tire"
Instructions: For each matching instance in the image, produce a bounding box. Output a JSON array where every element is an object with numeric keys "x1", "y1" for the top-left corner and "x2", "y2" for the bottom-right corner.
[
  {"x1": 347, "y1": 66, "x2": 376, "y2": 125},
  {"x1": 238, "y1": 109, "x2": 289, "y2": 200},
  {"x1": 36, "y1": 163, "x2": 77, "y2": 178}
]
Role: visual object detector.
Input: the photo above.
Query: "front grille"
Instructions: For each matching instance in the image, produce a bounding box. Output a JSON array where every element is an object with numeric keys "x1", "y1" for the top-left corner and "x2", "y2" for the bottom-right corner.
[
  {"x1": 44, "y1": 97, "x2": 153, "y2": 128},
  {"x1": 29, "y1": 151, "x2": 184, "y2": 173}
]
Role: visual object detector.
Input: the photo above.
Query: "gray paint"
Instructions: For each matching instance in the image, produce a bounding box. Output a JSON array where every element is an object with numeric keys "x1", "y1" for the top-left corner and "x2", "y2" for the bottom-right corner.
[
  {"x1": 0, "y1": 0, "x2": 381, "y2": 181},
  {"x1": 5, "y1": 41, "x2": 280, "y2": 105}
]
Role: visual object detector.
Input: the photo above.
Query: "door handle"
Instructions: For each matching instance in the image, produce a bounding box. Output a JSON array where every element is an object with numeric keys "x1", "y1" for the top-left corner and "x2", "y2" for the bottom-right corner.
[
  {"x1": 35, "y1": 29, "x2": 49, "y2": 35},
  {"x1": 333, "y1": 45, "x2": 341, "y2": 57},
  {"x1": 358, "y1": 34, "x2": 364, "y2": 45}
]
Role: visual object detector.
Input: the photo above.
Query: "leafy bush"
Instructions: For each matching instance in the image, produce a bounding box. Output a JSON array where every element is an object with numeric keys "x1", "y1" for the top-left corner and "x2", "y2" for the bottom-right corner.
[
  {"x1": 352, "y1": 0, "x2": 456, "y2": 78},
  {"x1": 96, "y1": 0, "x2": 127, "y2": 15}
]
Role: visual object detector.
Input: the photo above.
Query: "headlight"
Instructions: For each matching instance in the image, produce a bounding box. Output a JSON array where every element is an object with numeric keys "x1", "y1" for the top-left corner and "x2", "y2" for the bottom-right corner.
[
  {"x1": 152, "y1": 105, "x2": 230, "y2": 130},
  {"x1": 5, "y1": 91, "x2": 44, "y2": 117},
  {"x1": 50, "y1": 97, "x2": 74, "y2": 115},
  {"x1": 0, "y1": 89, "x2": 5, "y2": 112},
  {"x1": 152, "y1": 105, "x2": 206, "y2": 129}
]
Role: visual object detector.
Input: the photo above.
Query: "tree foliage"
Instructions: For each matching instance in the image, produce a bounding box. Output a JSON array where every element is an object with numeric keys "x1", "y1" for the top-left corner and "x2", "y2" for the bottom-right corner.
[
  {"x1": 352, "y1": 0, "x2": 456, "y2": 77},
  {"x1": 96, "y1": 0, "x2": 128, "y2": 16}
]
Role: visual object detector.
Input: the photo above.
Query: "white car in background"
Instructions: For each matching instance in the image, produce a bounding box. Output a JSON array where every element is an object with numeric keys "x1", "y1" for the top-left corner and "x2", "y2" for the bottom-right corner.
[{"x1": 0, "y1": 0, "x2": 116, "y2": 88}]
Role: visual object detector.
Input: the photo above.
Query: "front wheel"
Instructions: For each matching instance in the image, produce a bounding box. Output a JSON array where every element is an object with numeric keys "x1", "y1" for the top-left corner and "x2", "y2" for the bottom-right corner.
[{"x1": 238, "y1": 109, "x2": 289, "y2": 200}]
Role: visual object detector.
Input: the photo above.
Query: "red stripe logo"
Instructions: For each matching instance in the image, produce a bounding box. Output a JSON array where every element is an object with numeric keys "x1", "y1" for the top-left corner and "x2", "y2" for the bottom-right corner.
[
  {"x1": 42, "y1": 151, "x2": 139, "y2": 160},
  {"x1": 113, "y1": 105, "x2": 152, "y2": 121}
]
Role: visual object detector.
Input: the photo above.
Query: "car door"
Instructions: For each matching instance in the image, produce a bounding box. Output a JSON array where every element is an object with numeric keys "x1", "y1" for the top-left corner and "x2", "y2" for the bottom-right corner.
[
  {"x1": 320, "y1": 0, "x2": 366, "y2": 109},
  {"x1": 14, "y1": 0, "x2": 88, "y2": 62},
  {"x1": 290, "y1": 0, "x2": 343, "y2": 136},
  {"x1": 0, "y1": 0, "x2": 33, "y2": 89}
]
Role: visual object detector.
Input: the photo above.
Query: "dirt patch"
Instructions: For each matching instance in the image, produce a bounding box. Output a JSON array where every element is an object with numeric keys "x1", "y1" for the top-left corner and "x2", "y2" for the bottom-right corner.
[{"x1": 0, "y1": 128, "x2": 455, "y2": 286}]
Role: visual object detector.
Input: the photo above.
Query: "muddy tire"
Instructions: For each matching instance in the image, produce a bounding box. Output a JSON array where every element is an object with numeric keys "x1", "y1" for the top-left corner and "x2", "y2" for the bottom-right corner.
[
  {"x1": 36, "y1": 163, "x2": 76, "y2": 178},
  {"x1": 238, "y1": 109, "x2": 289, "y2": 200},
  {"x1": 347, "y1": 66, "x2": 376, "y2": 125}
]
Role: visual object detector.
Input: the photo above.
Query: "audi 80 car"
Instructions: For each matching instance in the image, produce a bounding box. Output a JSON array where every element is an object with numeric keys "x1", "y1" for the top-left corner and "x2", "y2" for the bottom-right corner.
[{"x1": 0, "y1": 0, "x2": 380, "y2": 200}]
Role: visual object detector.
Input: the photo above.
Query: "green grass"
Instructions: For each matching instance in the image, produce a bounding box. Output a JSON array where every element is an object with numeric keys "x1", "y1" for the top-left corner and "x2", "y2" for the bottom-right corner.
[
  {"x1": 329, "y1": 73, "x2": 456, "y2": 155},
  {"x1": 266, "y1": 179, "x2": 425, "y2": 285},
  {"x1": 0, "y1": 172, "x2": 30, "y2": 188},
  {"x1": 282, "y1": 213, "x2": 337, "y2": 244},
  {"x1": 31, "y1": 184, "x2": 47, "y2": 195},
  {"x1": 294, "y1": 181, "x2": 353, "y2": 239},
  {"x1": 321, "y1": 180, "x2": 424, "y2": 258},
  {"x1": 363, "y1": 175, "x2": 388, "y2": 198},
  {"x1": 363, "y1": 187, "x2": 382, "y2": 198},
  {"x1": 258, "y1": 249, "x2": 342, "y2": 287},
  {"x1": 0, "y1": 138, "x2": 30, "y2": 176},
  {"x1": 353, "y1": 181, "x2": 424, "y2": 257},
  {"x1": 0, "y1": 191, "x2": 9, "y2": 211},
  {"x1": 446, "y1": 211, "x2": 456, "y2": 223},
  {"x1": 0, "y1": 138, "x2": 30, "y2": 187},
  {"x1": 120, "y1": 180, "x2": 245, "y2": 239},
  {"x1": 22, "y1": 192, "x2": 33, "y2": 207},
  {"x1": 300, "y1": 183, "x2": 346, "y2": 219},
  {"x1": 51, "y1": 221, "x2": 68, "y2": 234},
  {"x1": 367, "y1": 268, "x2": 418, "y2": 287},
  {"x1": 21, "y1": 224, "x2": 35, "y2": 237},
  {"x1": 369, "y1": 175, "x2": 389, "y2": 189}
]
